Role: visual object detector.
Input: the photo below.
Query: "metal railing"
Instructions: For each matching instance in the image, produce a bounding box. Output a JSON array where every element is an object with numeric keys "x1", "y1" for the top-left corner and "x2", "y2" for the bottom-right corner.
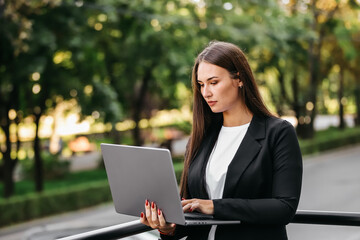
[
  {"x1": 58, "y1": 210, "x2": 360, "y2": 240},
  {"x1": 57, "y1": 220, "x2": 151, "y2": 240},
  {"x1": 292, "y1": 210, "x2": 360, "y2": 226}
]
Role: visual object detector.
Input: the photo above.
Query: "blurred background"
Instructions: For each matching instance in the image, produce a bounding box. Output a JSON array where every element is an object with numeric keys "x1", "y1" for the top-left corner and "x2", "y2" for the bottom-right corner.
[{"x1": 1, "y1": 0, "x2": 360, "y2": 239}]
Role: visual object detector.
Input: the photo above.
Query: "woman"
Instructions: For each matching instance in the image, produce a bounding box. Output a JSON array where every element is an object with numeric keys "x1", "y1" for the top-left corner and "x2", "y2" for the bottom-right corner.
[{"x1": 140, "y1": 41, "x2": 303, "y2": 240}]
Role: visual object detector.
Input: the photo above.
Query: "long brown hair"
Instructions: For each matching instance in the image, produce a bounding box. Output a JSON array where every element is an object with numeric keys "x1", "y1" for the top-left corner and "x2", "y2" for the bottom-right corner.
[{"x1": 180, "y1": 41, "x2": 273, "y2": 198}]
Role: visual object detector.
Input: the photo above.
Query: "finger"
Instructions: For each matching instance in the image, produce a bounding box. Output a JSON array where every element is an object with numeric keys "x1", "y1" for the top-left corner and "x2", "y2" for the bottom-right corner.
[
  {"x1": 169, "y1": 223, "x2": 177, "y2": 229},
  {"x1": 181, "y1": 199, "x2": 193, "y2": 204},
  {"x1": 159, "y1": 223, "x2": 177, "y2": 235},
  {"x1": 151, "y1": 202, "x2": 160, "y2": 225},
  {"x1": 140, "y1": 212, "x2": 149, "y2": 226},
  {"x1": 181, "y1": 199, "x2": 194, "y2": 207},
  {"x1": 190, "y1": 202, "x2": 200, "y2": 212},
  {"x1": 183, "y1": 203, "x2": 193, "y2": 212},
  {"x1": 158, "y1": 210, "x2": 177, "y2": 232},
  {"x1": 145, "y1": 200, "x2": 151, "y2": 216},
  {"x1": 145, "y1": 199, "x2": 153, "y2": 224},
  {"x1": 158, "y1": 209, "x2": 166, "y2": 226}
]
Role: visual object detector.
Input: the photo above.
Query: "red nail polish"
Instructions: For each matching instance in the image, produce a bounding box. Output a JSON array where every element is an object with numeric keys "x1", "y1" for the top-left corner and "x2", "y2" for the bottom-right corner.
[
  {"x1": 182, "y1": 198, "x2": 185, "y2": 200},
  {"x1": 158, "y1": 209, "x2": 161, "y2": 216},
  {"x1": 145, "y1": 199, "x2": 149, "y2": 206},
  {"x1": 141, "y1": 212, "x2": 144, "y2": 218},
  {"x1": 189, "y1": 208, "x2": 193, "y2": 212},
  {"x1": 151, "y1": 202, "x2": 154, "y2": 208}
]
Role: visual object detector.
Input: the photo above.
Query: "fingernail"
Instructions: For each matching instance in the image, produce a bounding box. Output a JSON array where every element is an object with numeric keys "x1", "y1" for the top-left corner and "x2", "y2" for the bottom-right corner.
[
  {"x1": 158, "y1": 209, "x2": 161, "y2": 216},
  {"x1": 141, "y1": 212, "x2": 144, "y2": 218},
  {"x1": 145, "y1": 199, "x2": 149, "y2": 206},
  {"x1": 182, "y1": 198, "x2": 185, "y2": 200},
  {"x1": 189, "y1": 208, "x2": 193, "y2": 212},
  {"x1": 151, "y1": 202, "x2": 154, "y2": 208}
]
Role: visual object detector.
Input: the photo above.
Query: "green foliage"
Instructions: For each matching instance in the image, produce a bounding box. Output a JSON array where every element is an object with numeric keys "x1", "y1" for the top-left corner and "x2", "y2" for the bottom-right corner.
[
  {"x1": 172, "y1": 156, "x2": 184, "y2": 164},
  {"x1": 334, "y1": 23, "x2": 357, "y2": 60},
  {"x1": 20, "y1": 152, "x2": 70, "y2": 180},
  {"x1": 0, "y1": 181, "x2": 111, "y2": 227},
  {"x1": 0, "y1": 169, "x2": 108, "y2": 197},
  {"x1": 300, "y1": 126, "x2": 360, "y2": 155},
  {"x1": 1, "y1": 126, "x2": 360, "y2": 226},
  {"x1": 2, "y1": 0, "x2": 360, "y2": 197},
  {"x1": 171, "y1": 121, "x2": 192, "y2": 135},
  {"x1": 173, "y1": 161, "x2": 184, "y2": 183}
]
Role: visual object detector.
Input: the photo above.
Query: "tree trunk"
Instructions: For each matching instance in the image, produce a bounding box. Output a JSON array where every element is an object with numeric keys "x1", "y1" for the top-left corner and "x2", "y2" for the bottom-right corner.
[
  {"x1": 2, "y1": 119, "x2": 14, "y2": 198},
  {"x1": 299, "y1": 36, "x2": 318, "y2": 139},
  {"x1": 302, "y1": 7, "x2": 327, "y2": 139},
  {"x1": 291, "y1": 69, "x2": 310, "y2": 138},
  {"x1": 299, "y1": 0, "x2": 334, "y2": 139},
  {"x1": 34, "y1": 112, "x2": 43, "y2": 192},
  {"x1": 0, "y1": 77, "x2": 19, "y2": 198},
  {"x1": 355, "y1": 84, "x2": 360, "y2": 126},
  {"x1": 338, "y1": 67, "x2": 345, "y2": 129},
  {"x1": 0, "y1": 86, "x2": 16, "y2": 197},
  {"x1": 296, "y1": 122, "x2": 315, "y2": 139},
  {"x1": 110, "y1": 123, "x2": 121, "y2": 144},
  {"x1": 292, "y1": 69, "x2": 300, "y2": 119},
  {"x1": 132, "y1": 112, "x2": 142, "y2": 146},
  {"x1": 132, "y1": 66, "x2": 153, "y2": 146}
]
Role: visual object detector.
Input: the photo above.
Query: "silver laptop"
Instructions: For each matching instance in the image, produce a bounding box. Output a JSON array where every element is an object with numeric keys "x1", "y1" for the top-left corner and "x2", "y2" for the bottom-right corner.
[{"x1": 101, "y1": 143, "x2": 241, "y2": 226}]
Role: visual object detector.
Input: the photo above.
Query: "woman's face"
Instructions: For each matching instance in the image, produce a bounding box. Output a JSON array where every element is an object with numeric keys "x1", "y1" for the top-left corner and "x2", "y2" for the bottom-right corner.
[{"x1": 197, "y1": 62, "x2": 243, "y2": 114}]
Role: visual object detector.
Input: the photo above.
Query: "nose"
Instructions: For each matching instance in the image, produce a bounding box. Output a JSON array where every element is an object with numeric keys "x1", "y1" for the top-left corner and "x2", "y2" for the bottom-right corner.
[{"x1": 202, "y1": 84, "x2": 212, "y2": 98}]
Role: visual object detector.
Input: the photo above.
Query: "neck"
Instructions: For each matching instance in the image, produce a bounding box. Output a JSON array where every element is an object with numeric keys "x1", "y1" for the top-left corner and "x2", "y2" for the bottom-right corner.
[{"x1": 222, "y1": 108, "x2": 253, "y2": 127}]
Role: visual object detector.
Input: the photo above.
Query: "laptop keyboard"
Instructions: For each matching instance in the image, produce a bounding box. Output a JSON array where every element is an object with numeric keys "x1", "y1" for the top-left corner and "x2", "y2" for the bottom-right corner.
[{"x1": 184, "y1": 212, "x2": 214, "y2": 220}]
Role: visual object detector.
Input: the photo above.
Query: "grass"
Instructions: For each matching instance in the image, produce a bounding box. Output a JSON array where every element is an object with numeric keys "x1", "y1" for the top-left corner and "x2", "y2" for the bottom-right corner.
[
  {"x1": 0, "y1": 162, "x2": 183, "y2": 199},
  {"x1": 308, "y1": 126, "x2": 359, "y2": 139},
  {"x1": 0, "y1": 125, "x2": 359, "y2": 228},
  {"x1": 0, "y1": 169, "x2": 108, "y2": 199},
  {"x1": 299, "y1": 126, "x2": 360, "y2": 155},
  {"x1": 2, "y1": 125, "x2": 360, "y2": 199}
]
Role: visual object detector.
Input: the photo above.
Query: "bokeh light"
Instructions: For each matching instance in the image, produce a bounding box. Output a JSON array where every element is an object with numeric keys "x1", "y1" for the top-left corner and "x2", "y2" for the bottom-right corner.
[{"x1": 32, "y1": 84, "x2": 41, "y2": 94}]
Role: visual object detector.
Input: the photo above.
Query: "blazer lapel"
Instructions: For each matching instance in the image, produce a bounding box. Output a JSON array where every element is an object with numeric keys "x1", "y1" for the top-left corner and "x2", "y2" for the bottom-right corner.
[
  {"x1": 222, "y1": 115, "x2": 266, "y2": 198},
  {"x1": 188, "y1": 124, "x2": 221, "y2": 199}
]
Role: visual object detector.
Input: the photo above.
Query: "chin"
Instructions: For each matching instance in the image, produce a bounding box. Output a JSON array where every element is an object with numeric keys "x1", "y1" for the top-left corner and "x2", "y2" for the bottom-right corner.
[{"x1": 210, "y1": 108, "x2": 222, "y2": 113}]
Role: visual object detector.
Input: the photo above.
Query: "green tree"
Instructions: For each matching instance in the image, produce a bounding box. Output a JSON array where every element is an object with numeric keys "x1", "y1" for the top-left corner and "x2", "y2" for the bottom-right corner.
[
  {"x1": 0, "y1": 0, "x2": 122, "y2": 196},
  {"x1": 81, "y1": 0, "x2": 201, "y2": 145},
  {"x1": 0, "y1": 0, "x2": 36, "y2": 197}
]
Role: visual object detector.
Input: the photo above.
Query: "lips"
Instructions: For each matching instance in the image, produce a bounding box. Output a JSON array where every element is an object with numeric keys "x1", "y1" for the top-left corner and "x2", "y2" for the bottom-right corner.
[{"x1": 207, "y1": 101, "x2": 217, "y2": 107}]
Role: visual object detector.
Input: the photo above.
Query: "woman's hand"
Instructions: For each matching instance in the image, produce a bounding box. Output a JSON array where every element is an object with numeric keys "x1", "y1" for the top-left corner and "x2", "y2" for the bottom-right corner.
[
  {"x1": 181, "y1": 198, "x2": 214, "y2": 215},
  {"x1": 140, "y1": 199, "x2": 176, "y2": 236}
]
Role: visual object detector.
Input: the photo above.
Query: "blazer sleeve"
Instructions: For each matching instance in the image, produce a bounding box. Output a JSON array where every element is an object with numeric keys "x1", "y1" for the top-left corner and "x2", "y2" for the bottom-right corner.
[
  {"x1": 212, "y1": 120, "x2": 303, "y2": 225},
  {"x1": 160, "y1": 226, "x2": 186, "y2": 240}
]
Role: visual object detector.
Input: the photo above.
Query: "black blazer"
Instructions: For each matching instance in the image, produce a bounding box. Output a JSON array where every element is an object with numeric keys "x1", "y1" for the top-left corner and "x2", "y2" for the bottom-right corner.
[{"x1": 162, "y1": 115, "x2": 303, "y2": 240}]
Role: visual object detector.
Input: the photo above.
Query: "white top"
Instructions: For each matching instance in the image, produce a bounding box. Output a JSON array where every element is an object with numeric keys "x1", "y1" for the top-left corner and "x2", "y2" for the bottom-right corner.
[{"x1": 205, "y1": 123, "x2": 250, "y2": 240}]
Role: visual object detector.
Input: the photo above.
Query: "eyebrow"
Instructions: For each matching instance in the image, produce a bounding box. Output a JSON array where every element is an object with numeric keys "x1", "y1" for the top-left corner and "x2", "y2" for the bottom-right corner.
[{"x1": 197, "y1": 76, "x2": 219, "y2": 82}]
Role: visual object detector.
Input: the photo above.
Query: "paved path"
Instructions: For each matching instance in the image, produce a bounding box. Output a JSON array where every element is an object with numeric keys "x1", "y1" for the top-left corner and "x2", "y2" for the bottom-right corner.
[
  {"x1": 0, "y1": 204, "x2": 159, "y2": 240},
  {"x1": 1, "y1": 144, "x2": 360, "y2": 239},
  {"x1": 287, "y1": 143, "x2": 360, "y2": 240}
]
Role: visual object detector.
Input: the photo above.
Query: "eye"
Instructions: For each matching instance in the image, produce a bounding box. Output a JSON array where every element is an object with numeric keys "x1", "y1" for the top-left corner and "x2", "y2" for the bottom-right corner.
[
  {"x1": 210, "y1": 81, "x2": 218, "y2": 85},
  {"x1": 198, "y1": 82, "x2": 204, "y2": 87}
]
